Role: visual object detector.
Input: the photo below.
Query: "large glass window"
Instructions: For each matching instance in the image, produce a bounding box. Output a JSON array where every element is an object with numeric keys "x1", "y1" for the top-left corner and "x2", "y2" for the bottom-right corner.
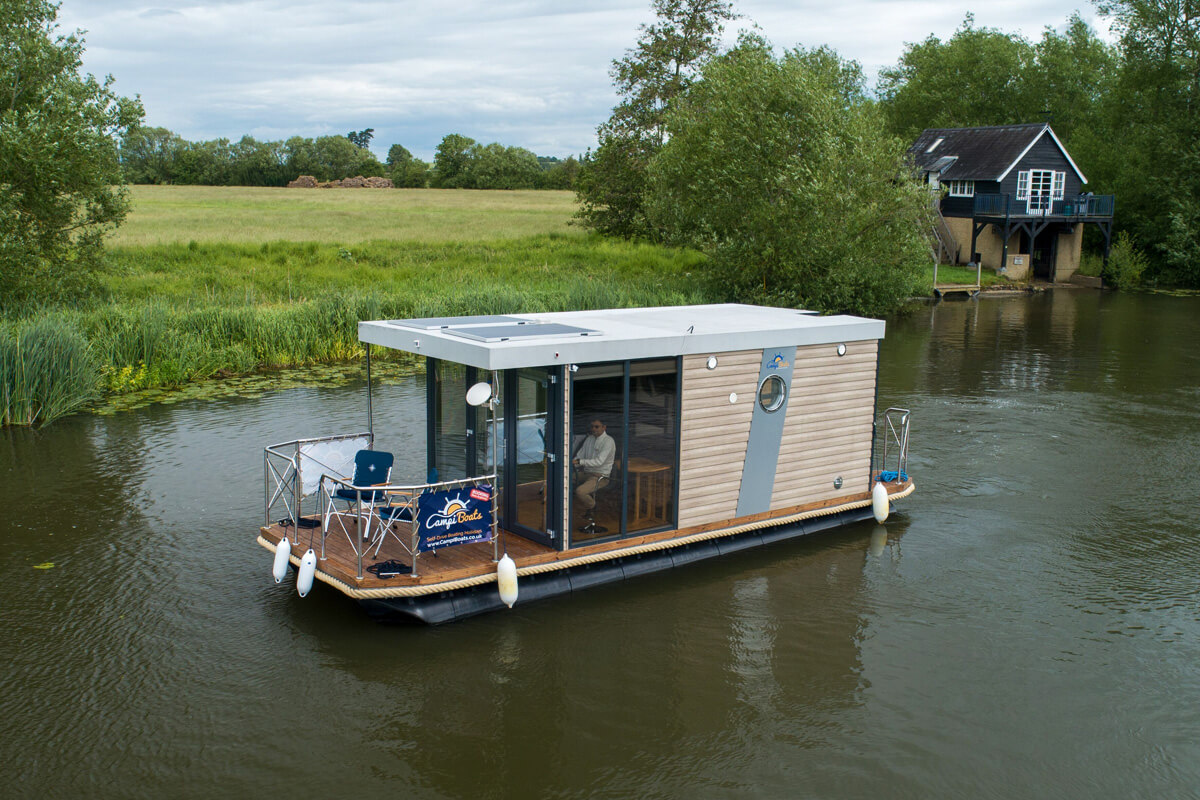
[
  {"x1": 431, "y1": 360, "x2": 492, "y2": 482},
  {"x1": 431, "y1": 359, "x2": 468, "y2": 480},
  {"x1": 570, "y1": 358, "x2": 678, "y2": 542},
  {"x1": 626, "y1": 359, "x2": 678, "y2": 533}
]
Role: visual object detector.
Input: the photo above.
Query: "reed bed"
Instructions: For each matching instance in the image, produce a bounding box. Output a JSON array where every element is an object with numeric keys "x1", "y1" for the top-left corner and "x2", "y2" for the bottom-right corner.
[
  {"x1": 0, "y1": 319, "x2": 99, "y2": 427},
  {"x1": 2, "y1": 233, "x2": 710, "y2": 425}
]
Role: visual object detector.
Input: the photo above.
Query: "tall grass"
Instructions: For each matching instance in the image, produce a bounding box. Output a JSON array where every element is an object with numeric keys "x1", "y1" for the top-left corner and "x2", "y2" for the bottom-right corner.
[
  {"x1": 0, "y1": 319, "x2": 99, "y2": 426},
  {"x1": 2, "y1": 188, "x2": 715, "y2": 426}
]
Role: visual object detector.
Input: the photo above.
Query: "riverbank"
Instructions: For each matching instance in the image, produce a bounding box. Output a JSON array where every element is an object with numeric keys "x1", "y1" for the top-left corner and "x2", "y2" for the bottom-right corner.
[
  {"x1": 1, "y1": 235, "x2": 709, "y2": 426},
  {"x1": 2, "y1": 185, "x2": 1021, "y2": 427}
]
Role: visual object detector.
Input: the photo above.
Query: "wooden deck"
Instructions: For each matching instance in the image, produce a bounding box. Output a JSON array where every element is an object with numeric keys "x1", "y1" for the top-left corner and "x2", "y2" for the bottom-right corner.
[{"x1": 258, "y1": 479, "x2": 914, "y2": 594}]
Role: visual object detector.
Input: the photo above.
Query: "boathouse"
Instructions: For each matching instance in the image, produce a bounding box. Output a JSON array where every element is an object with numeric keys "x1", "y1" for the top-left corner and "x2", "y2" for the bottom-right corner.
[{"x1": 910, "y1": 123, "x2": 1114, "y2": 282}]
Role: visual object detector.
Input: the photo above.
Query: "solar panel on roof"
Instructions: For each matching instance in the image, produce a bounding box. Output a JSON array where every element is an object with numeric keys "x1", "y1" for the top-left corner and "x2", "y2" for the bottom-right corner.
[
  {"x1": 443, "y1": 323, "x2": 600, "y2": 343},
  {"x1": 387, "y1": 315, "x2": 528, "y2": 330}
]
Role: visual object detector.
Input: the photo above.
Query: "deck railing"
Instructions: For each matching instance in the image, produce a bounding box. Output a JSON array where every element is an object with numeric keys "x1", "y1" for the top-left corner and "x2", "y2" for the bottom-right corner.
[
  {"x1": 876, "y1": 408, "x2": 911, "y2": 482},
  {"x1": 319, "y1": 472, "x2": 498, "y2": 579},
  {"x1": 973, "y1": 193, "x2": 1115, "y2": 219},
  {"x1": 264, "y1": 431, "x2": 498, "y2": 581},
  {"x1": 264, "y1": 431, "x2": 373, "y2": 530}
]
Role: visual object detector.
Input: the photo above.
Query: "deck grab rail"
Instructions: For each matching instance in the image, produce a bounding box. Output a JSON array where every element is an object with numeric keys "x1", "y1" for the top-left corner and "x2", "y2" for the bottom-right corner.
[
  {"x1": 265, "y1": 432, "x2": 499, "y2": 582},
  {"x1": 264, "y1": 431, "x2": 372, "y2": 531},
  {"x1": 876, "y1": 408, "x2": 911, "y2": 482},
  {"x1": 319, "y1": 472, "x2": 498, "y2": 580}
]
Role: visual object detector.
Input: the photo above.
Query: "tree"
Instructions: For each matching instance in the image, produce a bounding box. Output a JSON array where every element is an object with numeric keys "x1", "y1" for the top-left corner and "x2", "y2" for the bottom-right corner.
[
  {"x1": 469, "y1": 143, "x2": 543, "y2": 189},
  {"x1": 877, "y1": 15, "x2": 1034, "y2": 141},
  {"x1": 542, "y1": 156, "x2": 581, "y2": 190},
  {"x1": 647, "y1": 36, "x2": 930, "y2": 316},
  {"x1": 432, "y1": 133, "x2": 477, "y2": 188},
  {"x1": 1097, "y1": 0, "x2": 1200, "y2": 285},
  {"x1": 1025, "y1": 15, "x2": 1116, "y2": 143},
  {"x1": 576, "y1": 0, "x2": 737, "y2": 237},
  {"x1": 120, "y1": 126, "x2": 185, "y2": 184},
  {"x1": 0, "y1": 0, "x2": 143, "y2": 305},
  {"x1": 347, "y1": 128, "x2": 374, "y2": 149},
  {"x1": 386, "y1": 143, "x2": 429, "y2": 187}
]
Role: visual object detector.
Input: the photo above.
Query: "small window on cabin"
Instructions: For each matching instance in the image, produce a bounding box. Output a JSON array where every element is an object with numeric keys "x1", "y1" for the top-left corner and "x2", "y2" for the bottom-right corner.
[
  {"x1": 948, "y1": 181, "x2": 975, "y2": 197},
  {"x1": 758, "y1": 375, "x2": 787, "y2": 413},
  {"x1": 925, "y1": 137, "x2": 944, "y2": 154}
]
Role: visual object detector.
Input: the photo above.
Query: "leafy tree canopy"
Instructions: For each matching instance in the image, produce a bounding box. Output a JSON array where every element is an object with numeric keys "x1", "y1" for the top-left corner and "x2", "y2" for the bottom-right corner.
[
  {"x1": 1, "y1": 0, "x2": 143, "y2": 305},
  {"x1": 347, "y1": 128, "x2": 374, "y2": 149},
  {"x1": 878, "y1": 13, "x2": 1114, "y2": 146},
  {"x1": 648, "y1": 36, "x2": 929, "y2": 316},
  {"x1": 1096, "y1": 0, "x2": 1200, "y2": 284},
  {"x1": 577, "y1": 0, "x2": 737, "y2": 238}
]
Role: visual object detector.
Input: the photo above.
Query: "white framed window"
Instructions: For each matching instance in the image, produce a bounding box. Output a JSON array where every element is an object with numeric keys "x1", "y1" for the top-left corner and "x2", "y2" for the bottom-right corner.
[
  {"x1": 1052, "y1": 171, "x2": 1065, "y2": 200},
  {"x1": 927, "y1": 172, "x2": 939, "y2": 191},
  {"x1": 947, "y1": 181, "x2": 975, "y2": 197},
  {"x1": 1016, "y1": 170, "x2": 1030, "y2": 200}
]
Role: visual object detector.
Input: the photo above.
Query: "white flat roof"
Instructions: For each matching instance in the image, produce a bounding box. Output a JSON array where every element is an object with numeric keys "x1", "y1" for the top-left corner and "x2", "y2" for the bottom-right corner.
[{"x1": 359, "y1": 304, "x2": 885, "y2": 370}]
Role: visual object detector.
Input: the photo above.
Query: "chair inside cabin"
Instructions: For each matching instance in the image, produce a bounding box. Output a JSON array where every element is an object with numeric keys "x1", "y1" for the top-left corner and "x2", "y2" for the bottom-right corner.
[{"x1": 579, "y1": 451, "x2": 621, "y2": 537}]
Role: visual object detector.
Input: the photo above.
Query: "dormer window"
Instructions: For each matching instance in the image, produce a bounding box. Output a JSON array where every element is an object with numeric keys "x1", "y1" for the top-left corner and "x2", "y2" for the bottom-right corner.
[{"x1": 925, "y1": 137, "x2": 945, "y2": 154}]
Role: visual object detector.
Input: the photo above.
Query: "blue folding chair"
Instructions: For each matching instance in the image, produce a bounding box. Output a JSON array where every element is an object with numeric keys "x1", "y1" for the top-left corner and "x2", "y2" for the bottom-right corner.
[{"x1": 322, "y1": 449, "x2": 394, "y2": 542}]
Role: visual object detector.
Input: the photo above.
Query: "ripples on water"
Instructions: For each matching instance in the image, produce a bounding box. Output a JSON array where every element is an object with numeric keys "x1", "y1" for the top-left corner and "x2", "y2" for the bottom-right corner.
[{"x1": 3, "y1": 291, "x2": 1200, "y2": 798}]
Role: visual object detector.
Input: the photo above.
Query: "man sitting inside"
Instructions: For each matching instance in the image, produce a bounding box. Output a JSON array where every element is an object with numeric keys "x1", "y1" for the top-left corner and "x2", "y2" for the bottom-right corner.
[{"x1": 573, "y1": 418, "x2": 615, "y2": 532}]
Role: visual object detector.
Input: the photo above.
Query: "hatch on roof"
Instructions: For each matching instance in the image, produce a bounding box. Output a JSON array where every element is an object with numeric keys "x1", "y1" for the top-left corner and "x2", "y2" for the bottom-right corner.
[{"x1": 443, "y1": 323, "x2": 600, "y2": 343}]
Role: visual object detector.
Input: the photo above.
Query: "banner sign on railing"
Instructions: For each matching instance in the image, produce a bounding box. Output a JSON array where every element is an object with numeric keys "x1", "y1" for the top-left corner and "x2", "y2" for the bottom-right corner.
[{"x1": 417, "y1": 486, "x2": 494, "y2": 552}]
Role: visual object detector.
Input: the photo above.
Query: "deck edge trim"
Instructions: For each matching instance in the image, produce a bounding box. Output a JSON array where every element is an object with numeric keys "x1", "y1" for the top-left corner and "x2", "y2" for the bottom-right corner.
[{"x1": 256, "y1": 481, "x2": 915, "y2": 600}]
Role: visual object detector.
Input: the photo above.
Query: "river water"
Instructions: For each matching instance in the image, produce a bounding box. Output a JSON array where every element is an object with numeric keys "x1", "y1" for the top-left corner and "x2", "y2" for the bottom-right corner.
[{"x1": 2, "y1": 290, "x2": 1198, "y2": 798}]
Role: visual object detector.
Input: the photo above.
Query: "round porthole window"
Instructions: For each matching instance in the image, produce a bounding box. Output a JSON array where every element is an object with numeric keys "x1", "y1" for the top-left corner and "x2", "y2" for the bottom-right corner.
[{"x1": 757, "y1": 375, "x2": 787, "y2": 412}]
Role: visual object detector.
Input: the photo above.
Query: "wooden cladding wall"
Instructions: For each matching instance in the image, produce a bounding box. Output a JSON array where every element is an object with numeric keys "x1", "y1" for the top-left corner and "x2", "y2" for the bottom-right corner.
[
  {"x1": 772, "y1": 340, "x2": 878, "y2": 509},
  {"x1": 677, "y1": 350, "x2": 761, "y2": 528}
]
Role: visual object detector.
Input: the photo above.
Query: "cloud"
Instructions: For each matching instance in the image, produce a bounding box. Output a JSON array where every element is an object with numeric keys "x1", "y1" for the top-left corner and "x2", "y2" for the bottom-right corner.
[{"x1": 56, "y1": 0, "x2": 1113, "y2": 160}]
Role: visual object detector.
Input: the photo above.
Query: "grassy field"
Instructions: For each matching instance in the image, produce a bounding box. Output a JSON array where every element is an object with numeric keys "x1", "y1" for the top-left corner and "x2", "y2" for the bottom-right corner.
[
  {"x1": 5, "y1": 185, "x2": 981, "y2": 426},
  {"x1": 111, "y1": 185, "x2": 581, "y2": 246},
  {"x1": 3, "y1": 186, "x2": 709, "y2": 425}
]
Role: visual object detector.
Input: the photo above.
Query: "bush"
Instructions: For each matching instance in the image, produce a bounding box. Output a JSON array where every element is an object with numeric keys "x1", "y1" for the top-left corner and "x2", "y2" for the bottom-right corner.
[{"x1": 1103, "y1": 231, "x2": 1147, "y2": 288}]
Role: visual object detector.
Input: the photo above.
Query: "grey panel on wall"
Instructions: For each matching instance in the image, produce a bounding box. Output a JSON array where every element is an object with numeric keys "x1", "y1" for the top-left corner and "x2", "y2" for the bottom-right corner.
[{"x1": 736, "y1": 346, "x2": 796, "y2": 516}]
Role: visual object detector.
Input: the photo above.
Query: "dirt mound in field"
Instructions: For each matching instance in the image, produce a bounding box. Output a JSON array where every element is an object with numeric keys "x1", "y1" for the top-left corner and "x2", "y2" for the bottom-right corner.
[{"x1": 287, "y1": 175, "x2": 394, "y2": 188}]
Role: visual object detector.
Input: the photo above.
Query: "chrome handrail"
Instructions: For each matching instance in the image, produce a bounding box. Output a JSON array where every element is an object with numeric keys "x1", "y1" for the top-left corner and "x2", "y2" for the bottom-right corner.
[
  {"x1": 877, "y1": 407, "x2": 911, "y2": 481},
  {"x1": 263, "y1": 431, "x2": 372, "y2": 529},
  {"x1": 320, "y1": 472, "x2": 499, "y2": 579}
]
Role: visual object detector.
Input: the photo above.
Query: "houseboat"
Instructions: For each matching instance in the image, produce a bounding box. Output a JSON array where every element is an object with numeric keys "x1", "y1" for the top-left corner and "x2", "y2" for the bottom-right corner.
[{"x1": 259, "y1": 304, "x2": 913, "y2": 623}]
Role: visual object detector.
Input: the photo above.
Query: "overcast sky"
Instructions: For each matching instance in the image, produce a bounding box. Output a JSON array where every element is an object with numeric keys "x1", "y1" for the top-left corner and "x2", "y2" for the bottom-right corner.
[{"x1": 57, "y1": 0, "x2": 1112, "y2": 162}]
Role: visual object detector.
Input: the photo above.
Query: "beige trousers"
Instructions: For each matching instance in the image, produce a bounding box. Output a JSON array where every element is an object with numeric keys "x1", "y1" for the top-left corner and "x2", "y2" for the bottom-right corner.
[{"x1": 575, "y1": 474, "x2": 610, "y2": 511}]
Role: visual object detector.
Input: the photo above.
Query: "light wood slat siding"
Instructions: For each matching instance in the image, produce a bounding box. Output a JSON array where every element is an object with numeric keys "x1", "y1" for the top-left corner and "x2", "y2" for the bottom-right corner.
[
  {"x1": 772, "y1": 340, "x2": 878, "y2": 509},
  {"x1": 677, "y1": 350, "x2": 761, "y2": 528}
]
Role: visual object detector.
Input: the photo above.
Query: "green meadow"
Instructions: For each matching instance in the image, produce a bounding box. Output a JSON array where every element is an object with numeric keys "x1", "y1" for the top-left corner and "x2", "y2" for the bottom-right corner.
[
  {"x1": 111, "y1": 186, "x2": 581, "y2": 246},
  {"x1": 2, "y1": 186, "x2": 709, "y2": 425}
]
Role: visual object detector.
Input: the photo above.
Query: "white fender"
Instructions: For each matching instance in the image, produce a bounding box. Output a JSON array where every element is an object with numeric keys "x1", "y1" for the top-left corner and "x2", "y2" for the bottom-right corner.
[
  {"x1": 272, "y1": 537, "x2": 291, "y2": 584},
  {"x1": 297, "y1": 548, "x2": 317, "y2": 597},
  {"x1": 872, "y1": 482, "x2": 890, "y2": 524},
  {"x1": 497, "y1": 554, "x2": 518, "y2": 608}
]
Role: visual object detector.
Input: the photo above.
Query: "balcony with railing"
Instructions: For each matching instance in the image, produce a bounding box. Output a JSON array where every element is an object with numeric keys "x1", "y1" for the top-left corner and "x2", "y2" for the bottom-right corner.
[{"x1": 973, "y1": 193, "x2": 1115, "y2": 219}]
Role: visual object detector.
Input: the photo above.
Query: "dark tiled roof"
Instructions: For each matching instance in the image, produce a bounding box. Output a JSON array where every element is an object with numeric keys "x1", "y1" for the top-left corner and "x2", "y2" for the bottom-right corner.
[{"x1": 908, "y1": 124, "x2": 1048, "y2": 181}]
